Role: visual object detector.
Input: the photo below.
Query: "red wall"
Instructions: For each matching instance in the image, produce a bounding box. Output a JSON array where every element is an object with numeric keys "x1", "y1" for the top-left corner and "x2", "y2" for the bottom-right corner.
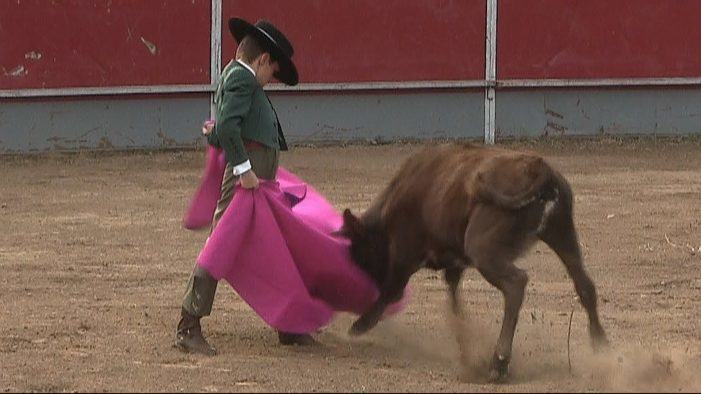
[
  {"x1": 5, "y1": 0, "x2": 701, "y2": 91},
  {"x1": 498, "y1": 0, "x2": 701, "y2": 79},
  {"x1": 222, "y1": 0, "x2": 486, "y2": 83},
  {"x1": 0, "y1": 0, "x2": 211, "y2": 89}
]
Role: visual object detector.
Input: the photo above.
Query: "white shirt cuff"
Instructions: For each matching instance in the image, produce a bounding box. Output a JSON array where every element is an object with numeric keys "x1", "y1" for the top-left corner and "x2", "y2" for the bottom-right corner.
[{"x1": 232, "y1": 160, "x2": 252, "y2": 176}]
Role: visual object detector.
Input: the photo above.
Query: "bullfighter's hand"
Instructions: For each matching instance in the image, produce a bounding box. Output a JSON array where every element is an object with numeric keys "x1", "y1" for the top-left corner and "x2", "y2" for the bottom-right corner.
[
  {"x1": 202, "y1": 120, "x2": 215, "y2": 136},
  {"x1": 240, "y1": 170, "x2": 260, "y2": 189}
]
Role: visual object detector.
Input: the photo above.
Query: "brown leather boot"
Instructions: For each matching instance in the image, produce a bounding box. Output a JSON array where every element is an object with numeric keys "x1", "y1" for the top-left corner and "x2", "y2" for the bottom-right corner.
[
  {"x1": 175, "y1": 309, "x2": 217, "y2": 356},
  {"x1": 277, "y1": 331, "x2": 319, "y2": 346}
]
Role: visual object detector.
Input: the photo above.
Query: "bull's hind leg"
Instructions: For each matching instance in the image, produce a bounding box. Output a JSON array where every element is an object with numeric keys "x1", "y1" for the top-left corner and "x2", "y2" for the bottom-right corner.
[
  {"x1": 539, "y1": 208, "x2": 608, "y2": 349},
  {"x1": 464, "y1": 205, "x2": 530, "y2": 382}
]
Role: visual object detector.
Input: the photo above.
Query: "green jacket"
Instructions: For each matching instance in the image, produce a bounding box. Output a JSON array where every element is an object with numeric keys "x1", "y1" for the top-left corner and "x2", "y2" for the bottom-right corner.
[{"x1": 208, "y1": 61, "x2": 288, "y2": 166}]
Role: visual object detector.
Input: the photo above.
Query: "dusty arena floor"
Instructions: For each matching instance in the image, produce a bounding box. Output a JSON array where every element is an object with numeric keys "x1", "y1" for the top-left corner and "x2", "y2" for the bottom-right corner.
[{"x1": 1, "y1": 138, "x2": 700, "y2": 392}]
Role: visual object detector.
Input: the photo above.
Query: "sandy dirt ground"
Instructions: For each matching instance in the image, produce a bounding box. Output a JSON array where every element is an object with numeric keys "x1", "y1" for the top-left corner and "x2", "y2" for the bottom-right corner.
[{"x1": 1, "y1": 138, "x2": 700, "y2": 392}]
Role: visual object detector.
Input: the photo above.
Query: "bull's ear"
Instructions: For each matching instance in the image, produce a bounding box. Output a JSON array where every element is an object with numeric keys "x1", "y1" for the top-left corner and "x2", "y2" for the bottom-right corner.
[{"x1": 342, "y1": 208, "x2": 363, "y2": 237}]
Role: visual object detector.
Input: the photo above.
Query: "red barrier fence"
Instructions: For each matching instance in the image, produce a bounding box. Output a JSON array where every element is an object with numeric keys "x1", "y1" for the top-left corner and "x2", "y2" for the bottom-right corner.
[
  {"x1": 0, "y1": 0, "x2": 211, "y2": 90},
  {"x1": 222, "y1": 0, "x2": 486, "y2": 83},
  {"x1": 2, "y1": 0, "x2": 701, "y2": 90},
  {"x1": 498, "y1": 0, "x2": 701, "y2": 79}
]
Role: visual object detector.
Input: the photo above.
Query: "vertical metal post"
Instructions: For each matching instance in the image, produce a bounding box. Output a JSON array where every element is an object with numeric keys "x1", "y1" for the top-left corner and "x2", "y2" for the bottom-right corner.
[
  {"x1": 210, "y1": 0, "x2": 223, "y2": 119},
  {"x1": 484, "y1": 0, "x2": 498, "y2": 144}
]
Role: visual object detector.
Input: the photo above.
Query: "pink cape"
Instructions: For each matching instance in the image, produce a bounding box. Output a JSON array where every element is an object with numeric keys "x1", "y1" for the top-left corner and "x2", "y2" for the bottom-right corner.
[{"x1": 183, "y1": 147, "x2": 406, "y2": 334}]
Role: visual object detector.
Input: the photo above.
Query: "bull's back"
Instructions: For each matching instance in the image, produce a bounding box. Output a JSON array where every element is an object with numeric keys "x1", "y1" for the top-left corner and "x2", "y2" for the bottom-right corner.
[
  {"x1": 373, "y1": 143, "x2": 560, "y2": 225},
  {"x1": 367, "y1": 145, "x2": 496, "y2": 245}
]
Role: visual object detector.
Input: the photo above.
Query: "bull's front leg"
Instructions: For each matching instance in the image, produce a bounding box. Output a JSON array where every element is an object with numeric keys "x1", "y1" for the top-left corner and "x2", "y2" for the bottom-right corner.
[
  {"x1": 349, "y1": 265, "x2": 414, "y2": 336},
  {"x1": 349, "y1": 297, "x2": 390, "y2": 336},
  {"x1": 444, "y1": 264, "x2": 466, "y2": 316}
]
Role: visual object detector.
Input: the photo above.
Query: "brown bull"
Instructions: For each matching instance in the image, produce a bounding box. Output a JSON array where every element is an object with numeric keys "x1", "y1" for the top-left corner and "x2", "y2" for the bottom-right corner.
[{"x1": 342, "y1": 143, "x2": 608, "y2": 381}]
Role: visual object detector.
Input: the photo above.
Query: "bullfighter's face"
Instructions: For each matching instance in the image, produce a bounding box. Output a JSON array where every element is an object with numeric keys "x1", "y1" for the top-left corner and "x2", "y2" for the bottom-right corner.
[
  {"x1": 341, "y1": 209, "x2": 390, "y2": 286},
  {"x1": 254, "y1": 53, "x2": 280, "y2": 86}
]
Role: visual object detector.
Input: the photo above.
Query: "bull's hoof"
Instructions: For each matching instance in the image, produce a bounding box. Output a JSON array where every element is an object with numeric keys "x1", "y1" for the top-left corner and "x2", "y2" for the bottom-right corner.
[
  {"x1": 278, "y1": 332, "x2": 320, "y2": 347},
  {"x1": 592, "y1": 332, "x2": 610, "y2": 352},
  {"x1": 488, "y1": 368, "x2": 509, "y2": 383},
  {"x1": 488, "y1": 354, "x2": 510, "y2": 383},
  {"x1": 348, "y1": 318, "x2": 372, "y2": 337}
]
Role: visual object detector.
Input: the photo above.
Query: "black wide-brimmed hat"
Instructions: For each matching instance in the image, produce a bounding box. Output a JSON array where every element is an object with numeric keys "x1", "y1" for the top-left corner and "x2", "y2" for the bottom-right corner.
[{"x1": 229, "y1": 17, "x2": 298, "y2": 86}]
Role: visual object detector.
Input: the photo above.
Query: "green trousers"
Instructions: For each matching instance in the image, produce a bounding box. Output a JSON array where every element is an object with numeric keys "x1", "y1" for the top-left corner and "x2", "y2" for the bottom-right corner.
[{"x1": 182, "y1": 145, "x2": 279, "y2": 317}]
